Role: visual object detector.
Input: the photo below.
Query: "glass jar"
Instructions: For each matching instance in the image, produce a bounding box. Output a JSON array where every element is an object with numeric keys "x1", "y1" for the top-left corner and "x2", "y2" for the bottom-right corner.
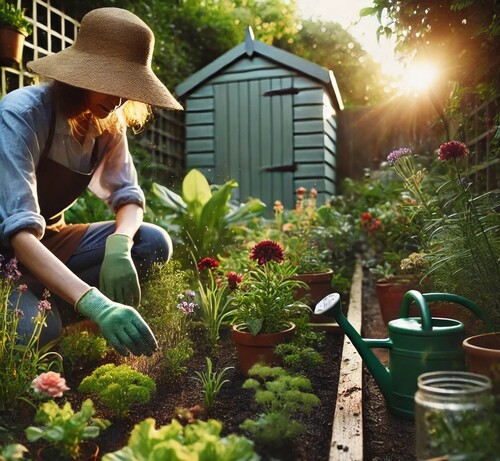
[{"x1": 415, "y1": 371, "x2": 492, "y2": 460}]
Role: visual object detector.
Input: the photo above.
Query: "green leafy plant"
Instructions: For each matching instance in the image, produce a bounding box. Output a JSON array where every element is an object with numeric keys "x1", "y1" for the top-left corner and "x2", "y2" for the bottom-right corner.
[
  {"x1": 58, "y1": 330, "x2": 109, "y2": 372},
  {"x1": 102, "y1": 417, "x2": 260, "y2": 461},
  {"x1": 151, "y1": 169, "x2": 265, "y2": 269},
  {"x1": 387, "y1": 143, "x2": 500, "y2": 329},
  {"x1": 277, "y1": 187, "x2": 334, "y2": 274},
  {"x1": 0, "y1": 443, "x2": 28, "y2": 461},
  {"x1": 228, "y1": 240, "x2": 310, "y2": 335},
  {"x1": 140, "y1": 260, "x2": 194, "y2": 344},
  {"x1": 274, "y1": 342, "x2": 323, "y2": 373},
  {"x1": 423, "y1": 396, "x2": 500, "y2": 460},
  {"x1": 196, "y1": 257, "x2": 236, "y2": 350},
  {"x1": 162, "y1": 337, "x2": 194, "y2": 378},
  {"x1": 240, "y1": 364, "x2": 320, "y2": 446},
  {"x1": 78, "y1": 364, "x2": 156, "y2": 420},
  {"x1": 0, "y1": 256, "x2": 62, "y2": 412},
  {"x1": 0, "y1": 2, "x2": 32, "y2": 36},
  {"x1": 25, "y1": 399, "x2": 110, "y2": 460},
  {"x1": 192, "y1": 357, "x2": 233, "y2": 411}
]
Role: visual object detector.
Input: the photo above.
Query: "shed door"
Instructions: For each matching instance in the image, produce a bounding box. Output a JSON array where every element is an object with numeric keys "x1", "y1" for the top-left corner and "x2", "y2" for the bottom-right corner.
[{"x1": 214, "y1": 77, "x2": 295, "y2": 210}]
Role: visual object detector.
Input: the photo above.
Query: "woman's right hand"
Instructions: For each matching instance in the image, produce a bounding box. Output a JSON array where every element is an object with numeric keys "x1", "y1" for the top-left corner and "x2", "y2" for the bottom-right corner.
[{"x1": 75, "y1": 287, "x2": 157, "y2": 357}]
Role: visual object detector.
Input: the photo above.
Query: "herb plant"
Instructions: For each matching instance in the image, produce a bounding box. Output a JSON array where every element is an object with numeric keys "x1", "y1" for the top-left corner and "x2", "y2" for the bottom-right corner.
[
  {"x1": 192, "y1": 357, "x2": 233, "y2": 411},
  {"x1": 102, "y1": 418, "x2": 260, "y2": 461},
  {"x1": 240, "y1": 364, "x2": 320, "y2": 446},
  {"x1": 78, "y1": 364, "x2": 156, "y2": 420},
  {"x1": 25, "y1": 399, "x2": 110, "y2": 460},
  {"x1": 0, "y1": 2, "x2": 32, "y2": 36},
  {"x1": 58, "y1": 330, "x2": 109, "y2": 371},
  {"x1": 196, "y1": 257, "x2": 236, "y2": 350}
]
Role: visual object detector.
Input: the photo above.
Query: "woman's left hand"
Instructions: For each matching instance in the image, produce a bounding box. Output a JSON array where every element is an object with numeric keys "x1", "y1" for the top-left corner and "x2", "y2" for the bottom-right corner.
[{"x1": 100, "y1": 233, "x2": 141, "y2": 306}]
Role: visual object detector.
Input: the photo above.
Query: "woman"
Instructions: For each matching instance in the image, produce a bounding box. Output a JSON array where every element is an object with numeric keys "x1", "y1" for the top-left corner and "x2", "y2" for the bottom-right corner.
[{"x1": 0, "y1": 8, "x2": 183, "y2": 357}]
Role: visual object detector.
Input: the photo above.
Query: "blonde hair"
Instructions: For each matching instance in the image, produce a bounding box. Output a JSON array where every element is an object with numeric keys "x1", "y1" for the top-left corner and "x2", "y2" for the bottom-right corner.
[{"x1": 49, "y1": 81, "x2": 152, "y2": 136}]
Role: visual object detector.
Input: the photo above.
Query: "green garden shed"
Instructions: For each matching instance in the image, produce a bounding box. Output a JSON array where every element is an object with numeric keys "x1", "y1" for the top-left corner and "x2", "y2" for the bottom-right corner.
[{"x1": 175, "y1": 27, "x2": 343, "y2": 211}]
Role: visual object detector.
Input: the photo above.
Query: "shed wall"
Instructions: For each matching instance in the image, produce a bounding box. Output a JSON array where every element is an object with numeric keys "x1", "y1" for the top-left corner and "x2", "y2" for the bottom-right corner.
[{"x1": 184, "y1": 55, "x2": 337, "y2": 210}]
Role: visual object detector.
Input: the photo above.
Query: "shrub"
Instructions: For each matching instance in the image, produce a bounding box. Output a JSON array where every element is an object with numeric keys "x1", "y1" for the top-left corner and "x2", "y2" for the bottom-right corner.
[
  {"x1": 78, "y1": 364, "x2": 156, "y2": 420},
  {"x1": 240, "y1": 364, "x2": 320, "y2": 446},
  {"x1": 58, "y1": 330, "x2": 109, "y2": 371}
]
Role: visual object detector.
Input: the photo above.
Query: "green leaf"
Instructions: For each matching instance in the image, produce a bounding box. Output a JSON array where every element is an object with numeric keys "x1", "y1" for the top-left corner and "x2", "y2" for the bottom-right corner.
[
  {"x1": 151, "y1": 182, "x2": 187, "y2": 212},
  {"x1": 182, "y1": 169, "x2": 212, "y2": 206}
]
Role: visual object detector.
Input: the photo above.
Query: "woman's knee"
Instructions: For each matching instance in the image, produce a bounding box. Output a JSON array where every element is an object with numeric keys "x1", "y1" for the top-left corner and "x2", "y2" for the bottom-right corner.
[{"x1": 133, "y1": 223, "x2": 173, "y2": 270}]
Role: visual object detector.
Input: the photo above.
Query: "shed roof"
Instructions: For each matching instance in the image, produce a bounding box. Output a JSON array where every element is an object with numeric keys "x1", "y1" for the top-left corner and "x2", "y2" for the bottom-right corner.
[{"x1": 175, "y1": 26, "x2": 344, "y2": 111}]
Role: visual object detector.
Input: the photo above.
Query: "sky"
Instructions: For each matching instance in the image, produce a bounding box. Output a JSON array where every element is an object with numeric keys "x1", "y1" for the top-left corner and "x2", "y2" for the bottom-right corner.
[{"x1": 295, "y1": 0, "x2": 403, "y2": 77}]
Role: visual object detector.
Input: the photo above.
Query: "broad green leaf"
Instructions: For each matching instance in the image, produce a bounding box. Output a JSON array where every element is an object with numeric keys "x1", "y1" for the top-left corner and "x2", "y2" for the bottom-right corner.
[
  {"x1": 152, "y1": 182, "x2": 187, "y2": 212},
  {"x1": 183, "y1": 169, "x2": 212, "y2": 206}
]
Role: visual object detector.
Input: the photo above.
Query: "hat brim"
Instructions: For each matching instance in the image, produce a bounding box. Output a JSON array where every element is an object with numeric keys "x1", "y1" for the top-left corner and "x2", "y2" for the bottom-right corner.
[{"x1": 28, "y1": 48, "x2": 183, "y2": 111}]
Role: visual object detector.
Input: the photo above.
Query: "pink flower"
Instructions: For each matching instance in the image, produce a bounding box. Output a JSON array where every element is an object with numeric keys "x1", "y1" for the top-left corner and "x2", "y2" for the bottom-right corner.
[
  {"x1": 437, "y1": 141, "x2": 469, "y2": 161},
  {"x1": 31, "y1": 372, "x2": 70, "y2": 398}
]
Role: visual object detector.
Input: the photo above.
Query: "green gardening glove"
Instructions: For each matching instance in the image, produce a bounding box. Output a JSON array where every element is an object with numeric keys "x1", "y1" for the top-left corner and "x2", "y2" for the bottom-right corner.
[
  {"x1": 76, "y1": 288, "x2": 157, "y2": 357},
  {"x1": 100, "y1": 234, "x2": 141, "y2": 307}
]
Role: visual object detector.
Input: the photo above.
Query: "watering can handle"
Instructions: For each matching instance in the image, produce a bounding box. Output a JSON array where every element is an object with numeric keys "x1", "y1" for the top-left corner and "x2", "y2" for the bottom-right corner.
[
  {"x1": 400, "y1": 290, "x2": 433, "y2": 332},
  {"x1": 423, "y1": 292, "x2": 494, "y2": 331},
  {"x1": 399, "y1": 291, "x2": 495, "y2": 333}
]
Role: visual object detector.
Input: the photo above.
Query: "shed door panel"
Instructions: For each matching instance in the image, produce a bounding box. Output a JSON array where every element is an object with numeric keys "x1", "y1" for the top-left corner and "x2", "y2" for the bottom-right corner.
[{"x1": 214, "y1": 78, "x2": 294, "y2": 209}]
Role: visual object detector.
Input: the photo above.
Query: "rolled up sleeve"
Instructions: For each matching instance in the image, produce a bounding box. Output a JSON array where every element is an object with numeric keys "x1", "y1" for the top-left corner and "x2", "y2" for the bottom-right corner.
[{"x1": 88, "y1": 127, "x2": 145, "y2": 213}]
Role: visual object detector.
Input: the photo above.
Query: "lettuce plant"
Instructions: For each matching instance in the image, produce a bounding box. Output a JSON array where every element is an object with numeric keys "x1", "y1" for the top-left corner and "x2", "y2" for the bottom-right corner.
[
  {"x1": 102, "y1": 418, "x2": 260, "y2": 461},
  {"x1": 78, "y1": 364, "x2": 156, "y2": 420}
]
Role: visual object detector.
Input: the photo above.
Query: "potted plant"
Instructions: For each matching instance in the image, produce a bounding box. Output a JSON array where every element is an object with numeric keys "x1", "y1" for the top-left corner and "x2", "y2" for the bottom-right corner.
[
  {"x1": 0, "y1": 1, "x2": 32, "y2": 67},
  {"x1": 25, "y1": 399, "x2": 110, "y2": 461},
  {"x1": 228, "y1": 239, "x2": 310, "y2": 375}
]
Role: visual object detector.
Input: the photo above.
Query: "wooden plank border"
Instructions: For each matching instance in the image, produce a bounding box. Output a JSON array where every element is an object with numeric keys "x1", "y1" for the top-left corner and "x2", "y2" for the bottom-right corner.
[{"x1": 329, "y1": 256, "x2": 364, "y2": 460}]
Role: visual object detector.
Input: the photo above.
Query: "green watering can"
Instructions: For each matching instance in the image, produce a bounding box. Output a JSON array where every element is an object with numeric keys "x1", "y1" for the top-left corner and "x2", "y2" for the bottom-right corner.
[{"x1": 315, "y1": 290, "x2": 494, "y2": 420}]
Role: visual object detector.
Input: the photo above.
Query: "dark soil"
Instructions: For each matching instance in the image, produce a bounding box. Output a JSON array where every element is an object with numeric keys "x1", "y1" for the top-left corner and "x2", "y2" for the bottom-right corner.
[
  {"x1": 7, "y1": 270, "x2": 417, "y2": 460},
  {"x1": 362, "y1": 270, "x2": 416, "y2": 461}
]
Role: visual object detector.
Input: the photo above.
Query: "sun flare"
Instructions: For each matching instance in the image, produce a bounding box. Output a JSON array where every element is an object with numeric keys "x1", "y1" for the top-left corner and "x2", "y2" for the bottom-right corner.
[{"x1": 399, "y1": 61, "x2": 439, "y2": 95}]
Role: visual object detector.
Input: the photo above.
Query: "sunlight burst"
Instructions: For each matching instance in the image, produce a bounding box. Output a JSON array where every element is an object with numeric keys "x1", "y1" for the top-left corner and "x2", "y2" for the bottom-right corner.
[{"x1": 399, "y1": 61, "x2": 439, "y2": 95}]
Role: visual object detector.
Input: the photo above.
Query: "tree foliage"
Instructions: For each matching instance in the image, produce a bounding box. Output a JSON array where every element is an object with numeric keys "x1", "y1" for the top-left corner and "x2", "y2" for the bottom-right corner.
[
  {"x1": 50, "y1": 0, "x2": 386, "y2": 107},
  {"x1": 361, "y1": 0, "x2": 500, "y2": 96}
]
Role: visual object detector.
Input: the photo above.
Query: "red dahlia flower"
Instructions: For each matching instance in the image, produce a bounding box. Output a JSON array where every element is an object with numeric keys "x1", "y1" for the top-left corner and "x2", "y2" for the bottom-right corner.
[
  {"x1": 438, "y1": 141, "x2": 469, "y2": 161},
  {"x1": 227, "y1": 271, "x2": 243, "y2": 290},
  {"x1": 197, "y1": 257, "x2": 220, "y2": 271},
  {"x1": 250, "y1": 240, "x2": 285, "y2": 265}
]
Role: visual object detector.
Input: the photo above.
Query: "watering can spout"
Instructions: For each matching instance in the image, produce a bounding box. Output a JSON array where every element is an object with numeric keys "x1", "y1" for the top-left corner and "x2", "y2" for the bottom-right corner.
[{"x1": 314, "y1": 294, "x2": 393, "y2": 401}]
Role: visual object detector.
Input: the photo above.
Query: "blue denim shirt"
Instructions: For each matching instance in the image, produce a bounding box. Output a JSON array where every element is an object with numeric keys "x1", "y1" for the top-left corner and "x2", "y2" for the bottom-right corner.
[{"x1": 0, "y1": 84, "x2": 145, "y2": 249}]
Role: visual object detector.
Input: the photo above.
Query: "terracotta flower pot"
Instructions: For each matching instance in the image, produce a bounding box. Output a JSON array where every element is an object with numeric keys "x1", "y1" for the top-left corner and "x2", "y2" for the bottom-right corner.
[
  {"x1": 463, "y1": 332, "x2": 500, "y2": 395},
  {"x1": 36, "y1": 441, "x2": 100, "y2": 461},
  {"x1": 375, "y1": 277, "x2": 418, "y2": 324},
  {"x1": 0, "y1": 26, "x2": 27, "y2": 67},
  {"x1": 231, "y1": 323, "x2": 296, "y2": 376},
  {"x1": 292, "y1": 269, "x2": 334, "y2": 306}
]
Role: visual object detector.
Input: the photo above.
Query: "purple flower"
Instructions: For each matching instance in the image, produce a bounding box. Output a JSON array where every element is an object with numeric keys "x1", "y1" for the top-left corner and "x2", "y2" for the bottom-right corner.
[
  {"x1": 387, "y1": 148, "x2": 412, "y2": 165},
  {"x1": 37, "y1": 299, "x2": 51, "y2": 312},
  {"x1": 4, "y1": 257, "x2": 21, "y2": 281},
  {"x1": 177, "y1": 301, "x2": 198, "y2": 315}
]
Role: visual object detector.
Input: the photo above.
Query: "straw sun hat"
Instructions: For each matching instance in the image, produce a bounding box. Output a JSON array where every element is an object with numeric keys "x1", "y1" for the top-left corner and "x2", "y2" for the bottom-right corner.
[{"x1": 28, "y1": 8, "x2": 183, "y2": 111}]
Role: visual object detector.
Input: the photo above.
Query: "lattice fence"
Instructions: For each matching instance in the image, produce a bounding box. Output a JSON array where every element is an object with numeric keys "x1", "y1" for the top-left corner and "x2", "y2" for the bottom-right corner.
[{"x1": 1, "y1": 0, "x2": 185, "y2": 185}]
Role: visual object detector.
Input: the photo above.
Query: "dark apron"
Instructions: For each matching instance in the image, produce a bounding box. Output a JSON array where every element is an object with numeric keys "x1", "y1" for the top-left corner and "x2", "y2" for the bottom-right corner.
[{"x1": 36, "y1": 111, "x2": 100, "y2": 264}]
